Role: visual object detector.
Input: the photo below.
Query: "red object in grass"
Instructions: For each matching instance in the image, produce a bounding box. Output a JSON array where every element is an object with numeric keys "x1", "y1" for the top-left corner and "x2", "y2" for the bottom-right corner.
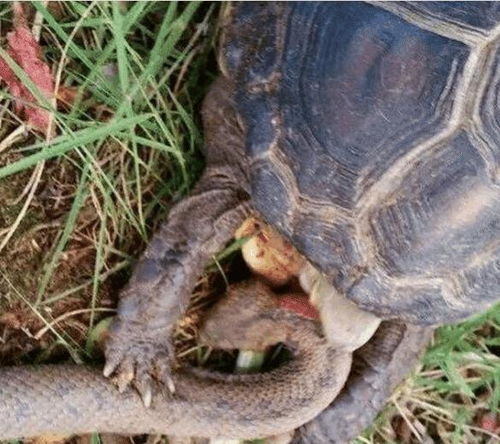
[
  {"x1": 278, "y1": 293, "x2": 319, "y2": 320},
  {"x1": 478, "y1": 412, "x2": 499, "y2": 433},
  {"x1": 0, "y1": 4, "x2": 54, "y2": 137}
]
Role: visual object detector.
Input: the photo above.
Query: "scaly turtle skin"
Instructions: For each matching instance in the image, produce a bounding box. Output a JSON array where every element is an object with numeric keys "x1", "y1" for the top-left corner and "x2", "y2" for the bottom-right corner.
[{"x1": 103, "y1": 2, "x2": 500, "y2": 440}]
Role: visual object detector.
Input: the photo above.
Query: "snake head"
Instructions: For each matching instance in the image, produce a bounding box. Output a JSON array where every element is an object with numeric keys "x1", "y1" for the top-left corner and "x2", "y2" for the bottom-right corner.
[{"x1": 198, "y1": 280, "x2": 289, "y2": 351}]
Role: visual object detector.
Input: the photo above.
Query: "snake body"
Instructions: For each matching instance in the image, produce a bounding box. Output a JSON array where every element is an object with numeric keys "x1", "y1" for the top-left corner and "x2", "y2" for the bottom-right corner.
[{"x1": 0, "y1": 282, "x2": 352, "y2": 441}]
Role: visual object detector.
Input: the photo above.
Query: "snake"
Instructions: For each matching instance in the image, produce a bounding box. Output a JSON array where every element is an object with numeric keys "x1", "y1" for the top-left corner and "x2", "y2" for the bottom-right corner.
[{"x1": 0, "y1": 281, "x2": 352, "y2": 441}]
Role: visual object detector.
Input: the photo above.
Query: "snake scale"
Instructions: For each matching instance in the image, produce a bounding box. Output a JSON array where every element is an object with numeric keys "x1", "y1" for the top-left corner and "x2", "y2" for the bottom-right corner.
[{"x1": 0, "y1": 281, "x2": 352, "y2": 441}]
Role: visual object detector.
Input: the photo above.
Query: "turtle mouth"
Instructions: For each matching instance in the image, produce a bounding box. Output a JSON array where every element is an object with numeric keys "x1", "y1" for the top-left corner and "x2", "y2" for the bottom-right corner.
[
  {"x1": 299, "y1": 262, "x2": 381, "y2": 352},
  {"x1": 234, "y1": 216, "x2": 382, "y2": 352}
]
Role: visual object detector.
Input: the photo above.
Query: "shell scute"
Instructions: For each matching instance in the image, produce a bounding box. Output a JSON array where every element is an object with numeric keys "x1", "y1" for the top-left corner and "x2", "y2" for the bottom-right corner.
[
  {"x1": 225, "y1": 2, "x2": 500, "y2": 322},
  {"x1": 236, "y1": 3, "x2": 471, "y2": 209},
  {"x1": 478, "y1": 46, "x2": 500, "y2": 180},
  {"x1": 251, "y1": 162, "x2": 292, "y2": 233},
  {"x1": 370, "y1": 132, "x2": 499, "y2": 277},
  {"x1": 290, "y1": 215, "x2": 362, "y2": 293},
  {"x1": 244, "y1": 94, "x2": 279, "y2": 157},
  {"x1": 459, "y1": 256, "x2": 500, "y2": 305}
]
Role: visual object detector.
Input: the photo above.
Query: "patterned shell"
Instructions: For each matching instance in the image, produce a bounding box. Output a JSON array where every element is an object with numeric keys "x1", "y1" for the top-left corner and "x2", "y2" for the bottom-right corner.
[{"x1": 222, "y1": 2, "x2": 500, "y2": 324}]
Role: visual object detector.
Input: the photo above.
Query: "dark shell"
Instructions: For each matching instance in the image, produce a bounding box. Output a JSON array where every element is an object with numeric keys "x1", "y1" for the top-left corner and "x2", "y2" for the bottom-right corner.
[{"x1": 223, "y1": 2, "x2": 500, "y2": 324}]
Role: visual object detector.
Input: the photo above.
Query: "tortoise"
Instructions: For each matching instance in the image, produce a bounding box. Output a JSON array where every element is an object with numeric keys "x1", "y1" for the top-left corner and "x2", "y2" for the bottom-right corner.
[{"x1": 103, "y1": 1, "x2": 500, "y2": 441}]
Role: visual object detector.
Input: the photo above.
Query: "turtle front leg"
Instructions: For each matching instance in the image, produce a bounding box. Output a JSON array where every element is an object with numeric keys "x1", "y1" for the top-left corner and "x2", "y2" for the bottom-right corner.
[{"x1": 103, "y1": 166, "x2": 251, "y2": 405}]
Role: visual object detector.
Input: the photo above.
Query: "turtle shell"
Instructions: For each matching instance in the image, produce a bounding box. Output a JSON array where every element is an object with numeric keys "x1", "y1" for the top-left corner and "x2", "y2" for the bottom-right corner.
[{"x1": 222, "y1": 2, "x2": 500, "y2": 324}]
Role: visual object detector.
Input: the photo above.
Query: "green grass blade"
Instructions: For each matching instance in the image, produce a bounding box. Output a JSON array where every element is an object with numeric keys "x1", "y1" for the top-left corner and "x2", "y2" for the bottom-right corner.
[
  {"x1": 36, "y1": 163, "x2": 91, "y2": 303},
  {"x1": 31, "y1": 1, "x2": 101, "y2": 76},
  {"x1": 0, "y1": 114, "x2": 152, "y2": 179}
]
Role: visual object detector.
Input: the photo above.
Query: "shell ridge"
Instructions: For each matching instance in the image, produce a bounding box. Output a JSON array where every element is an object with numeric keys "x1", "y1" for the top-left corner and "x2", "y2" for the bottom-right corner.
[
  {"x1": 372, "y1": 2, "x2": 488, "y2": 45},
  {"x1": 355, "y1": 23, "x2": 500, "y2": 271}
]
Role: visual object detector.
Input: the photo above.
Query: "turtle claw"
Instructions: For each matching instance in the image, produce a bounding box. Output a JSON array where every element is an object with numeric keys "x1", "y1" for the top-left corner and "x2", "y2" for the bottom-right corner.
[
  {"x1": 114, "y1": 358, "x2": 134, "y2": 393},
  {"x1": 142, "y1": 385, "x2": 152, "y2": 408},
  {"x1": 104, "y1": 319, "x2": 175, "y2": 404},
  {"x1": 135, "y1": 370, "x2": 153, "y2": 407},
  {"x1": 103, "y1": 353, "x2": 120, "y2": 378},
  {"x1": 155, "y1": 353, "x2": 176, "y2": 394}
]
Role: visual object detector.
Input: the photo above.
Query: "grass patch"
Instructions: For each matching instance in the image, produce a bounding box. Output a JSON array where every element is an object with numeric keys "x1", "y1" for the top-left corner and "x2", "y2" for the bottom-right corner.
[
  {"x1": 0, "y1": 2, "x2": 498, "y2": 444},
  {"x1": 356, "y1": 305, "x2": 499, "y2": 443},
  {"x1": 0, "y1": 0, "x2": 217, "y2": 363}
]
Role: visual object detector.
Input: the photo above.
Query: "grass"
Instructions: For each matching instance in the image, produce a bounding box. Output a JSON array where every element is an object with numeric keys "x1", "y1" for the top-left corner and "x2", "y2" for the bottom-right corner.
[
  {"x1": 0, "y1": 1, "x2": 216, "y2": 363},
  {"x1": 356, "y1": 307, "x2": 499, "y2": 443},
  {"x1": 0, "y1": 2, "x2": 498, "y2": 443}
]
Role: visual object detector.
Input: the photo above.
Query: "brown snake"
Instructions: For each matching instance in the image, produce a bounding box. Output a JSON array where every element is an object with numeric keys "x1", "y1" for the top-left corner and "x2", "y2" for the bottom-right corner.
[{"x1": 0, "y1": 281, "x2": 352, "y2": 441}]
